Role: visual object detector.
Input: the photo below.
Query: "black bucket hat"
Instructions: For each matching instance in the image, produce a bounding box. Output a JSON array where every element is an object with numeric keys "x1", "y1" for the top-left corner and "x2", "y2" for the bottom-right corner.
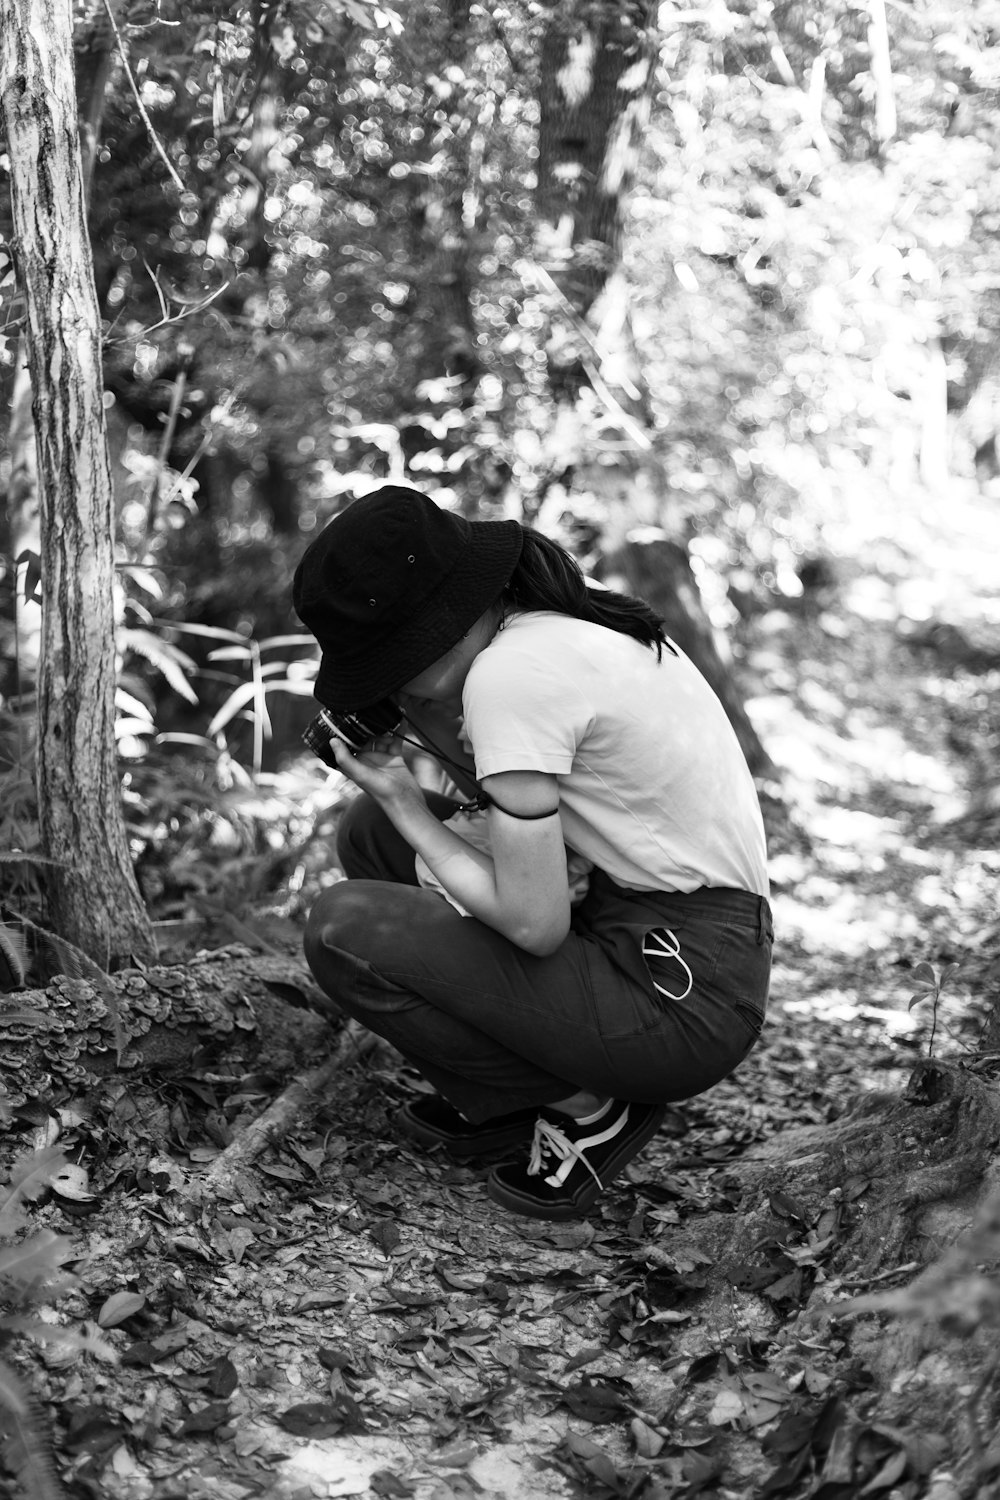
[{"x1": 292, "y1": 486, "x2": 523, "y2": 710}]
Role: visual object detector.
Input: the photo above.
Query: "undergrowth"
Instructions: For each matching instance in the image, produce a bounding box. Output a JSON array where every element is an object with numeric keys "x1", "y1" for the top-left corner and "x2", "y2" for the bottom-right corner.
[{"x1": 0, "y1": 1147, "x2": 110, "y2": 1500}]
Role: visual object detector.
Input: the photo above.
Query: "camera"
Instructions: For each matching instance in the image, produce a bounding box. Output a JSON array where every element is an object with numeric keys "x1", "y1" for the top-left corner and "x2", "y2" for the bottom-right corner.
[{"x1": 302, "y1": 698, "x2": 403, "y2": 766}]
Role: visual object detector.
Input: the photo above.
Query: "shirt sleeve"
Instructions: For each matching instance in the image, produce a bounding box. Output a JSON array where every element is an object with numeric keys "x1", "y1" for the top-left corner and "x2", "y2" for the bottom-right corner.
[{"x1": 462, "y1": 643, "x2": 593, "y2": 779}]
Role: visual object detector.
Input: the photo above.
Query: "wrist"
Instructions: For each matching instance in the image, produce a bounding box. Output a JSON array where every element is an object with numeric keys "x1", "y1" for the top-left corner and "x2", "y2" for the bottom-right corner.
[{"x1": 380, "y1": 779, "x2": 428, "y2": 821}]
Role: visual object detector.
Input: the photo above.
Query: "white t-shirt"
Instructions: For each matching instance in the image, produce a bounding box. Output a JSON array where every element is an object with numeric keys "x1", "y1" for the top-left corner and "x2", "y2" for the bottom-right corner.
[{"x1": 460, "y1": 612, "x2": 768, "y2": 898}]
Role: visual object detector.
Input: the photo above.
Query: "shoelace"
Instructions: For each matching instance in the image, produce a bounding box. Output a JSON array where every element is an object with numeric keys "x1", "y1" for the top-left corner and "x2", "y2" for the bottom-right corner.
[
  {"x1": 527, "y1": 1116, "x2": 605, "y2": 1188},
  {"x1": 642, "y1": 926, "x2": 693, "y2": 1001}
]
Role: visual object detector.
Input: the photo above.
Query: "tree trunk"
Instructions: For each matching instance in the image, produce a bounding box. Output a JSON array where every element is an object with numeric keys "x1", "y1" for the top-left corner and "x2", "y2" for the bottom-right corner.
[
  {"x1": 536, "y1": 0, "x2": 654, "y2": 320},
  {"x1": 1, "y1": 4, "x2": 117, "y2": 692},
  {"x1": 0, "y1": 0, "x2": 155, "y2": 965},
  {"x1": 403, "y1": 0, "x2": 485, "y2": 413},
  {"x1": 599, "y1": 537, "x2": 774, "y2": 777}
]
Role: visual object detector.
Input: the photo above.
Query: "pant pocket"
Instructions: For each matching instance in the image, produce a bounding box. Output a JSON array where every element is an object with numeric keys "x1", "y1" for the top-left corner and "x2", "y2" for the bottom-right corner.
[
  {"x1": 641, "y1": 925, "x2": 714, "y2": 1004},
  {"x1": 732, "y1": 998, "x2": 766, "y2": 1045}
]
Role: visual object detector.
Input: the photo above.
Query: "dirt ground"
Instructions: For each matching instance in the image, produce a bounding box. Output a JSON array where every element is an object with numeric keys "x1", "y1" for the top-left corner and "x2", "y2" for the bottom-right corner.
[{"x1": 4, "y1": 482, "x2": 1000, "y2": 1500}]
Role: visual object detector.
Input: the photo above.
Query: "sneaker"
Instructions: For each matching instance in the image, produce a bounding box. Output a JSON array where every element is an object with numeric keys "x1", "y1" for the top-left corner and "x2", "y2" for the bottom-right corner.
[
  {"x1": 396, "y1": 1094, "x2": 538, "y2": 1159},
  {"x1": 486, "y1": 1099, "x2": 666, "y2": 1220}
]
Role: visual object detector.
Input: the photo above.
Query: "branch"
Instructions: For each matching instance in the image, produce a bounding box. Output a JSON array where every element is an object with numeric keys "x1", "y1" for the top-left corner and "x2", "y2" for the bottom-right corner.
[
  {"x1": 101, "y1": 0, "x2": 185, "y2": 194},
  {"x1": 867, "y1": 0, "x2": 897, "y2": 146},
  {"x1": 195, "y1": 1021, "x2": 376, "y2": 1199}
]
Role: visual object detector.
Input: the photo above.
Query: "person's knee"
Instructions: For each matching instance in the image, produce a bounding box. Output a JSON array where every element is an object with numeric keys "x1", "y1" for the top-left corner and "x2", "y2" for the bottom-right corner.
[{"x1": 303, "y1": 882, "x2": 382, "y2": 973}]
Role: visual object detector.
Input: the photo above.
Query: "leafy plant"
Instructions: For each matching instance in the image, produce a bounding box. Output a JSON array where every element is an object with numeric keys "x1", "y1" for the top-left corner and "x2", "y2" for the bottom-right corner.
[
  {"x1": 0, "y1": 921, "x2": 29, "y2": 992},
  {"x1": 0, "y1": 1146, "x2": 97, "y2": 1500},
  {"x1": 0, "y1": 911, "x2": 125, "y2": 1059},
  {"x1": 907, "y1": 961, "x2": 964, "y2": 1057},
  {"x1": 162, "y1": 623, "x2": 316, "y2": 777}
]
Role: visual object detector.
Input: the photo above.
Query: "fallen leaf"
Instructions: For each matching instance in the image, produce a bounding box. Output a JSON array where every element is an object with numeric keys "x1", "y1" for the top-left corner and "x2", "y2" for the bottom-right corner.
[
  {"x1": 631, "y1": 1416, "x2": 665, "y2": 1458},
  {"x1": 903, "y1": 1430, "x2": 948, "y2": 1475},
  {"x1": 204, "y1": 1355, "x2": 239, "y2": 1398},
  {"x1": 296, "y1": 1289, "x2": 346, "y2": 1312},
  {"x1": 370, "y1": 1472, "x2": 416, "y2": 1498},
  {"x1": 860, "y1": 1445, "x2": 908, "y2": 1493},
  {"x1": 371, "y1": 1219, "x2": 402, "y2": 1255},
  {"x1": 561, "y1": 1378, "x2": 630, "y2": 1424},
  {"x1": 121, "y1": 1341, "x2": 159, "y2": 1367},
  {"x1": 317, "y1": 1345, "x2": 360, "y2": 1374},
  {"x1": 707, "y1": 1386, "x2": 744, "y2": 1427},
  {"x1": 682, "y1": 1447, "x2": 725, "y2": 1495},
  {"x1": 762, "y1": 1269, "x2": 805, "y2": 1305},
  {"x1": 527, "y1": 1221, "x2": 596, "y2": 1250},
  {"x1": 564, "y1": 1346, "x2": 605, "y2": 1374},
  {"x1": 762, "y1": 1409, "x2": 818, "y2": 1458},
  {"x1": 258, "y1": 1162, "x2": 306, "y2": 1182},
  {"x1": 558, "y1": 1431, "x2": 622, "y2": 1490},
  {"x1": 97, "y1": 1291, "x2": 146, "y2": 1329},
  {"x1": 62, "y1": 1406, "x2": 126, "y2": 1457},
  {"x1": 427, "y1": 1440, "x2": 478, "y2": 1467},
  {"x1": 51, "y1": 1163, "x2": 97, "y2": 1202},
  {"x1": 278, "y1": 1392, "x2": 366, "y2": 1438},
  {"x1": 179, "y1": 1401, "x2": 231, "y2": 1435},
  {"x1": 436, "y1": 1265, "x2": 482, "y2": 1291}
]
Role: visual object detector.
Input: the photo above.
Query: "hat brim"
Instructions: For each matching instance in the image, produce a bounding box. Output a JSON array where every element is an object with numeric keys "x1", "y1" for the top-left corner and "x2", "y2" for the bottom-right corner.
[{"x1": 313, "y1": 517, "x2": 522, "y2": 710}]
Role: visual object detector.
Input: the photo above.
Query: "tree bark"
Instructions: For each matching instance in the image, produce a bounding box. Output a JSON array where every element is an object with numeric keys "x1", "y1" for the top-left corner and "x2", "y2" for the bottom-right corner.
[
  {"x1": 1, "y1": 5, "x2": 117, "y2": 692},
  {"x1": 0, "y1": 0, "x2": 155, "y2": 965},
  {"x1": 402, "y1": 0, "x2": 486, "y2": 412},
  {"x1": 536, "y1": 0, "x2": 654, "y2": 319},
  {"x1": 599, "y1": 536, "x2": 774, "y2": 777}
]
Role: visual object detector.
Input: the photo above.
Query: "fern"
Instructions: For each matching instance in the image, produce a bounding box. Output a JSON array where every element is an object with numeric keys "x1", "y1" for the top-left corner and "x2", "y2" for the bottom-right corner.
[
  {"x1": 0, "y1": 1369, "x2": 67, "y2": 1500},
  {"x1": 120, "y1": 626, "x2": 199, "y2": 704},
  {"x1": 0, "y1": 1233, "x2": 76, "y2": 1303},
  {"x1": 4, "y1": 914, "x2": 126, "y2": 1063},
  {"x1": 0, "y1": 1147, "x2": 71, "y2": 1220},
  {"x1": 0, "y1": 1150, "x2": 80, "y2": 1500},
  {"x1": 0, "y1": 921, "x2": 28, "y2": 991},
  {"x1": 0, "y1": 1357, "x2": 29, "y2": 1418}
]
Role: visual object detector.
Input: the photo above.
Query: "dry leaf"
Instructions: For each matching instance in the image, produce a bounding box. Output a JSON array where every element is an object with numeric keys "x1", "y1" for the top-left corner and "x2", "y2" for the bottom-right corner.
[{"x1": 97, "y1": 1291, "x2": 147, "y2": 1328}]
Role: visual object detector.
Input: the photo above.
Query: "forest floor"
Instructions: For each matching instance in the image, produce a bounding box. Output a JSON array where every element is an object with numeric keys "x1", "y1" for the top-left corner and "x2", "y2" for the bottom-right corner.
[{"x1": 6, "y1": 482, "x2": 1000, "y2": 1500}]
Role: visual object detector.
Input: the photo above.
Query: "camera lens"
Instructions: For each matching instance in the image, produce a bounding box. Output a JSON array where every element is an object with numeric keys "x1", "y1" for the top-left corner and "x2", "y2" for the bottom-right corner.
[{"x1": 303, "y1": 700, "x2": 402, "y2": 764}]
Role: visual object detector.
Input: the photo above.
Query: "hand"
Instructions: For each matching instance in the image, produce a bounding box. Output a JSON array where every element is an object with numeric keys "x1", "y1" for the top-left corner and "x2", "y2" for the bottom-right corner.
[{"x1": 327, "y1": 732, "x2": 426, "y2": 810}]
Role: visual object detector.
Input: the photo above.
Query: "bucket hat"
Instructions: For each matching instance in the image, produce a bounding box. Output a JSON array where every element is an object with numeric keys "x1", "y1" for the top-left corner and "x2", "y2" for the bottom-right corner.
[{"x1": 292, "y1": 486, "x2": 523, "y2": 710}]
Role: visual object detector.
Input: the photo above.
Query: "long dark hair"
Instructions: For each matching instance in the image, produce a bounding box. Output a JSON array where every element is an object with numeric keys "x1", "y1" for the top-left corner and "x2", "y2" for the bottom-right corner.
[{"x1": 501, "y1": 530, "x2": 673, "y2": 659}]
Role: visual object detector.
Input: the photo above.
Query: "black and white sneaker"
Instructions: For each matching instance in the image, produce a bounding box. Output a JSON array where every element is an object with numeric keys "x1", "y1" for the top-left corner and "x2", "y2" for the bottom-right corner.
[
  {"x1": 486, "y1": 1099, "x2": 666, "y2": 1220},
  {"x1": 396, "y1": 1094, "x2": 538, "y2": 1159}
]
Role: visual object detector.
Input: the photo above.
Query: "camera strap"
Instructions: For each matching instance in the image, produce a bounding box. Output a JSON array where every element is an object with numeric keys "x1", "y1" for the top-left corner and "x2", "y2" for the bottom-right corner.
[
  {"x1": 400, "y1": 723, "x2": 560, "y2": 823},
  {"x1": 454, "y1": 789, "x2": 559, "y2": 820}
]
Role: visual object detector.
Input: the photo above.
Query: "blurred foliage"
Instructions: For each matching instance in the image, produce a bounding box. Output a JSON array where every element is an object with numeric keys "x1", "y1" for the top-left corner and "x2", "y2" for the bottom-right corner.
[
  {"x1": 4, "y1": 0, "x2": 996, "y2": 611},
  {"x1": 2, "y1": 0, "x2": 1000, "y2": 938},
  {"x1": 628, "y1": 0, "x2": 1000, "y2": 617}
]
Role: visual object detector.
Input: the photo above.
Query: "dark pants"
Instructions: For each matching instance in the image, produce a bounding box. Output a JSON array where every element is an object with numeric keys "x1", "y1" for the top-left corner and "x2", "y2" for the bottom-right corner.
[{"x1": 303, "y1": 794, "x2": 773, "y2": 1122}]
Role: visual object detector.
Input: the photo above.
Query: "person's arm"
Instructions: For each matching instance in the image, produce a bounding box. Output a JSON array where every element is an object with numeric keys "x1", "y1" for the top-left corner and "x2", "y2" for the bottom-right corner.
[{"x1": 325, "y1": 741, "x2": 571, "y2": 955}]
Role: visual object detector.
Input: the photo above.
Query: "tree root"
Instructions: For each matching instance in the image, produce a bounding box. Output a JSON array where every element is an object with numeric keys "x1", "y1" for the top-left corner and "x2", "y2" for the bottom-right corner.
[
  {"x1": 644, "y1": 1059, "x2": 1000, "y2": 1487},
  {"x1": 194, "y1": 1019, "x2": 377, "y2": 1200},
  {"x1": 679, "y1": 1057, "x2": 1000, "y2": 1284}
]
